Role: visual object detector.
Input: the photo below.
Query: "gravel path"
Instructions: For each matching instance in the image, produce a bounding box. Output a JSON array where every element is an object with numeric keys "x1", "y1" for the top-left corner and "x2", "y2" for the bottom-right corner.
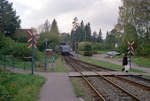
[{"x1": 91, "y1": 54, "x2": 150, "y2": 73}]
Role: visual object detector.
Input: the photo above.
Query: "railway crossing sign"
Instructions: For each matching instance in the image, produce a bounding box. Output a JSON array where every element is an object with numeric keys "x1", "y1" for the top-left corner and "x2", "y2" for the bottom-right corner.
[
  {"x1": 27, "y1": 31, "x2": 38, "y2": 48},
  {"x1": 128, "y1": 41, "x2": 134, "y2": 70},
  {"x1": 26, "y1": 31, "x2": 39, "y2": 74},
  {"x1": 128, "y1": 42, "x2": 134, "y2": 55}
]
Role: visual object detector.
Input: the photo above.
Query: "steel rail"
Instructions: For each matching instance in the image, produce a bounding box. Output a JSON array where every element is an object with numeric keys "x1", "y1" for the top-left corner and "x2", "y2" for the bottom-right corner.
[
  {"x1": 64, "y1": 57, "x2": 106, "y2": 101},
  {"x1": 68, "y1": 56, "x2": 141, "y2": 101}
]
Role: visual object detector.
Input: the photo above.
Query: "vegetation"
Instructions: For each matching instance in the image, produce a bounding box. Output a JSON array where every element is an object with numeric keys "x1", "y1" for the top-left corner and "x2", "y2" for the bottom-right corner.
[
  {"x1": 71, "y1": 79, "x2": 84, "y2": 97},
  {"x1": 0, "y1": 37, "x2": 42, "y2": 59},
  {"x1": 78, "y1": 42, "x2": 93, "y2": 56},
  {"x1": 0, "y1": 0, "x2": 21, "y2": 36},
  {"x1": 78, "y1": 56, "x2": 146, "y2": 73},
  {"x1": 71, "y1": 17, "x2": 103, "y2": 50},
  {"x1": 49, "y1": 57, "x2": 66, "y2": 72},
  {"x1": 0, "y1": 68, "x2": 45, "y2": 101},
  {"x1": 105, "y1": 0, "x2": 150, "y2": 56}
]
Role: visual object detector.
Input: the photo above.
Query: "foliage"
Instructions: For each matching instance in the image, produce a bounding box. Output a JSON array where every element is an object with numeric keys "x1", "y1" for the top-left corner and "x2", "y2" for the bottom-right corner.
[
  {"x1": 0, "y1": 37, "x2": 15, "y2": 55},
  {"x1": 78, "y1": 42, "x2": 93, "y2": 56},
  {"x1": 114, "y1": 0, "x2": 150, "y2": 56},
  {"x1": 0, "y1": 69, "x2": 45, "y2": 101},
  {"x1": 0, "y1": 0, "x2": 21, "y2": 36},
  {"x1": 0, "y1": 36, "x2": 42, "y2": 60},
  {"x1": 104, "y1": 31, "x2": 117, "y2": 50},
  {"x1": 59, "y1": 33, "x2": 71, "y2": 44},
  {"x1": 78, "y1": 42, "x2": 92, "y2": 51},
  {"x1": 50, "y1": 19, "x2": 59, "y2": 34},
  {"x1": 71, "y1": 17, "x2": 103, "y2": 50},
  {"x1": 39, "y1": 32, "x2": 60, "y2": 51}
]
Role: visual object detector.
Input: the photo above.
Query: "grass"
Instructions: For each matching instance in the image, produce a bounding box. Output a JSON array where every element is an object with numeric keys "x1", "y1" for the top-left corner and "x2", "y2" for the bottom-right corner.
[
  {"x1": 78, "y1": 56, "x2": 146, "y2": 73},
  {"x1": 111, "y1": 55, "x2": 150, "y2": 67},
  {"x1": 0, "y1": 68, "x2": 45, "y2": 101},
  {"x1": 97, "y1": 50, "x2": 109, "y2": 54},
  {"x1": 0, "y1": 55, "x2": 66, "y2": 72},
  {"x1": 50, "y1": 57, "x2": 66, "y2": 72},
  {"x1": 133, "y1": 58, "x2": 150, "y2": 67},
  {"x1": 71, "y1": 79, "x2": 84, "y2": 97}
]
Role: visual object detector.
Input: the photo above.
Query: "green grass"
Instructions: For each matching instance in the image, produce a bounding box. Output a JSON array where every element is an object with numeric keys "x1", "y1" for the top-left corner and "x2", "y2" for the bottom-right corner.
[
  {"x1": 111, "y1": 55, "x2": 150, "y2": 67},
  {"x1": 97, "y1": 50, "x2": 109, "y2": 54},
  {"x1": 71, "y1": 79, "x2": 84, "y2": 97},
  {"x1": 133, "y1": 58, "x2": 150, "y2": 67},
  {"x1": 0, "y1": 68, "x2": 45, "y2": 101},
  {"x1": 78, "y1": 56, "x2": 146, "y2": 73},
  {"x1": 51, "y1": 58, "x2": 66, "y2": 72},
  {"x1": 0, "y1": 55, "x2": 66, "y2": 72}
]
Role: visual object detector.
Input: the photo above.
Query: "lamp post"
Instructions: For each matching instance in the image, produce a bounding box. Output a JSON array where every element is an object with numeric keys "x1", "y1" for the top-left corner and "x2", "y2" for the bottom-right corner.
[{"x1": 44, "y1": 38, "x2": 48, "y2": 72}]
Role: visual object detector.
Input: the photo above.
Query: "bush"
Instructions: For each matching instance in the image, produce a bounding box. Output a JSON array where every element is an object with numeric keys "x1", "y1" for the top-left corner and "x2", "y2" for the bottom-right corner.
[
  {"x1": 78, "y1": 42, "x2": 93, "y2": 56},
  {"x1": 135, "y1": 45, "x2": 150, "y2": 56},
  {"x1": 79, "y1": 42, "x2": 92, "y2": 51},
  {"x1": 0, "y1": 37, "x2": 15, "y2": 55},
  {"x1": 0, "y1": 36, "x2": 42, "y2": 60},
  {"x1": 12, "y1": 42, "x2": 42, "y2": 60}
]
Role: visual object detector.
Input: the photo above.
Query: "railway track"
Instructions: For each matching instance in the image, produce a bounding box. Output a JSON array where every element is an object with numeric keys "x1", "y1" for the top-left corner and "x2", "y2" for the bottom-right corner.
[{"x1": 65, "y1": 56, "x2": 150, "y2": 101}]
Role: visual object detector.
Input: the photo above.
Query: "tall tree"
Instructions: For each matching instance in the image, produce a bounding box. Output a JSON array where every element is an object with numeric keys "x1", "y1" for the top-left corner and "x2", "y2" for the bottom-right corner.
[
  {"x1": 115, "y1": 0, "x2": 150, "y2": 54},
  {"x1": 85, "y1": 23, "x2": 91, "y2": 41},
  {"x1": 105, "y1": 31, "x2": 117, "y2": 49},
  {"x1": 97, "y1": 29, "x2": 103, "y2": 43},
  {"x1": 92, "y1": 31, "x2": 97, "y2": 43},
  {"x1": 50, "y1": 19, "x2": 59, "y2": 34},
  {"x1": 0, "y1": 0, "x2": 21, "y2": 36}
]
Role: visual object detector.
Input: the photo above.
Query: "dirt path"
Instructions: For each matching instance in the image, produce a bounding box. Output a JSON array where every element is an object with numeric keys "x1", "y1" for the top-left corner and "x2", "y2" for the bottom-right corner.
[{"x1": 91, "y1": 54, "x2": 150, "y2": 74}]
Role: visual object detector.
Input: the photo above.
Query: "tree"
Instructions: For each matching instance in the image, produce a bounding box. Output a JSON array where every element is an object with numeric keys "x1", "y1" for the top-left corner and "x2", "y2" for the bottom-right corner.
[
  {"x1": 85, "y1": 23, "x2": 92, "y2": 41},
  {"x1": 104, "y1": 31, "x2": 117, "y2": 50},
  {"x1": 92, "y1": 31, "x2": 97, "y2": 43},
  {"x1": 114, "y1": 0, "x2": 150, "y2": 55},
  {"x1": 0, "y1": 0, "x2": 21, "y2": 36},
  {"x1": 50, "y1": 19, "x2": 59, "y2": 34},
  {"x1": 97, "y1": 29, "x2": 103, "y2": 43}
]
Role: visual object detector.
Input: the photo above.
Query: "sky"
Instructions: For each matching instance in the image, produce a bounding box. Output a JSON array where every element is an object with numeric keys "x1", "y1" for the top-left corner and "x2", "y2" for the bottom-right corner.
[{"x1": 9, "y1": 0, "x2": 122, "y2": 38}]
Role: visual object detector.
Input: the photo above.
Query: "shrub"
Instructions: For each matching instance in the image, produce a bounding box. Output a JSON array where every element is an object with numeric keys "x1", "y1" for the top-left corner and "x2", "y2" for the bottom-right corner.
[
  {"x1": 78, "y1": 42, "x2": 93, "y2": 56},
  {"x1": 0, "y1": 37, "x2": 15, "y2": 55},
  {"x1": 12, "y1": 42, "x2": 42, "y2": 60}
]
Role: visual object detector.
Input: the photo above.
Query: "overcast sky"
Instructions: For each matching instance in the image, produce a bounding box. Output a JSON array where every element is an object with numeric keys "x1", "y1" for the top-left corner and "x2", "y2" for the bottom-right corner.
[{"x1": 9, "y1": 0, "x2": 122, "y2": 38}]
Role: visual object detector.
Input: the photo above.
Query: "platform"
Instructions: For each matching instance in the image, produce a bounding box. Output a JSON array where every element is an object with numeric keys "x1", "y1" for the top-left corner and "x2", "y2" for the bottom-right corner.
[{"x1": 68, "y1": 71, "x2": 150, "y2": 77}]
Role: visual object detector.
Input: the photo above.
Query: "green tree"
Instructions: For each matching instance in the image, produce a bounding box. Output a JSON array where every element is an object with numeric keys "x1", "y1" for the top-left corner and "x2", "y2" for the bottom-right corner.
[
  {"x1": 85, "y1": 23, "x2": 92, "y2": 41},
  {"x1": 50, "y1": 19, "x2": 59, "y2": 34},
  {"x1": 104, "y1": 31, "x2": 117, "y2": 50},
  {"x1": 39, "y1": 32, "x2": 60, "y2": 51},
  {"x1": 92, "y1": 31, "x2": 97, "y2": 43},
  {"x1": 0, "y1": 0, "x2": 21, "y2": 36},
  {"x1": 115, "y1": 0, "x2": 150, "y2": 55},
  {"x1": 97, "y1": 29, "x2": 103, "y2": 43}
]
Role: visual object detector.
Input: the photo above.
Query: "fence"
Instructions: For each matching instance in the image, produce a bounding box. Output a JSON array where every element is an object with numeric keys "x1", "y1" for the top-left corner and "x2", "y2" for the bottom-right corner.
[{"x1": 0, "y1": 55, "x2": 47, "y2": 72}]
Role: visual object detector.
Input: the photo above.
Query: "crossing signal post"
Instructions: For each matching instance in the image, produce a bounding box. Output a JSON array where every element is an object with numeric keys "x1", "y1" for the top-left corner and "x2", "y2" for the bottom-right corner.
[
  {"x1": 128, "y1": 42, "x2": 134, "y2": 70},
  {"x1": 27, "y1": 31, "x2": 38, "y2": 74}
]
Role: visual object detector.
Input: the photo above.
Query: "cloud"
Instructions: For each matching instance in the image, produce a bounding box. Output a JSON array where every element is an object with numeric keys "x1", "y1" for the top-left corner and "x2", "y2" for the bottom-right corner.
[{"x1": 9, "y1": 0, "x2": 122, "y2": 38}]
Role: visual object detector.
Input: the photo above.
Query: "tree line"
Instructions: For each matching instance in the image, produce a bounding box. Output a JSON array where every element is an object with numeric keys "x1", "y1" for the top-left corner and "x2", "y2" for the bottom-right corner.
[{"x1": 71, "y1": 17, "x2": 103, "y2": 49}]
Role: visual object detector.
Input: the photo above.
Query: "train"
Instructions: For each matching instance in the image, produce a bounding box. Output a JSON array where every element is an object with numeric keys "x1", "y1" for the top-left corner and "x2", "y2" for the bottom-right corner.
[
  {"x1": 61, "y1": 44, "x2": 72, "y2": 56},
  {"x1": 56, "y1": 43, "x2": 72, "y2": 56}
]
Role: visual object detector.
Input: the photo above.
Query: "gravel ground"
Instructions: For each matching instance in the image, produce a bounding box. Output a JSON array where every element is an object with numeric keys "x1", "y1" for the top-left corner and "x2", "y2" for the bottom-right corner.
[
  {"x1": 107, "y1": 77, "x2": 150, "y2": 101},
  {"x1": 72, "y1": 78, "x2": 96, "y2": 101},
  {"x1": 63, "y1": 61, "x2": 96, "y2": 101},
  {"x1": 88, "y1": 77, "x2": 134, "y2": 101},
  {"x1": 120, "y1": 76, "x2": 150, "y2": 87}
]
